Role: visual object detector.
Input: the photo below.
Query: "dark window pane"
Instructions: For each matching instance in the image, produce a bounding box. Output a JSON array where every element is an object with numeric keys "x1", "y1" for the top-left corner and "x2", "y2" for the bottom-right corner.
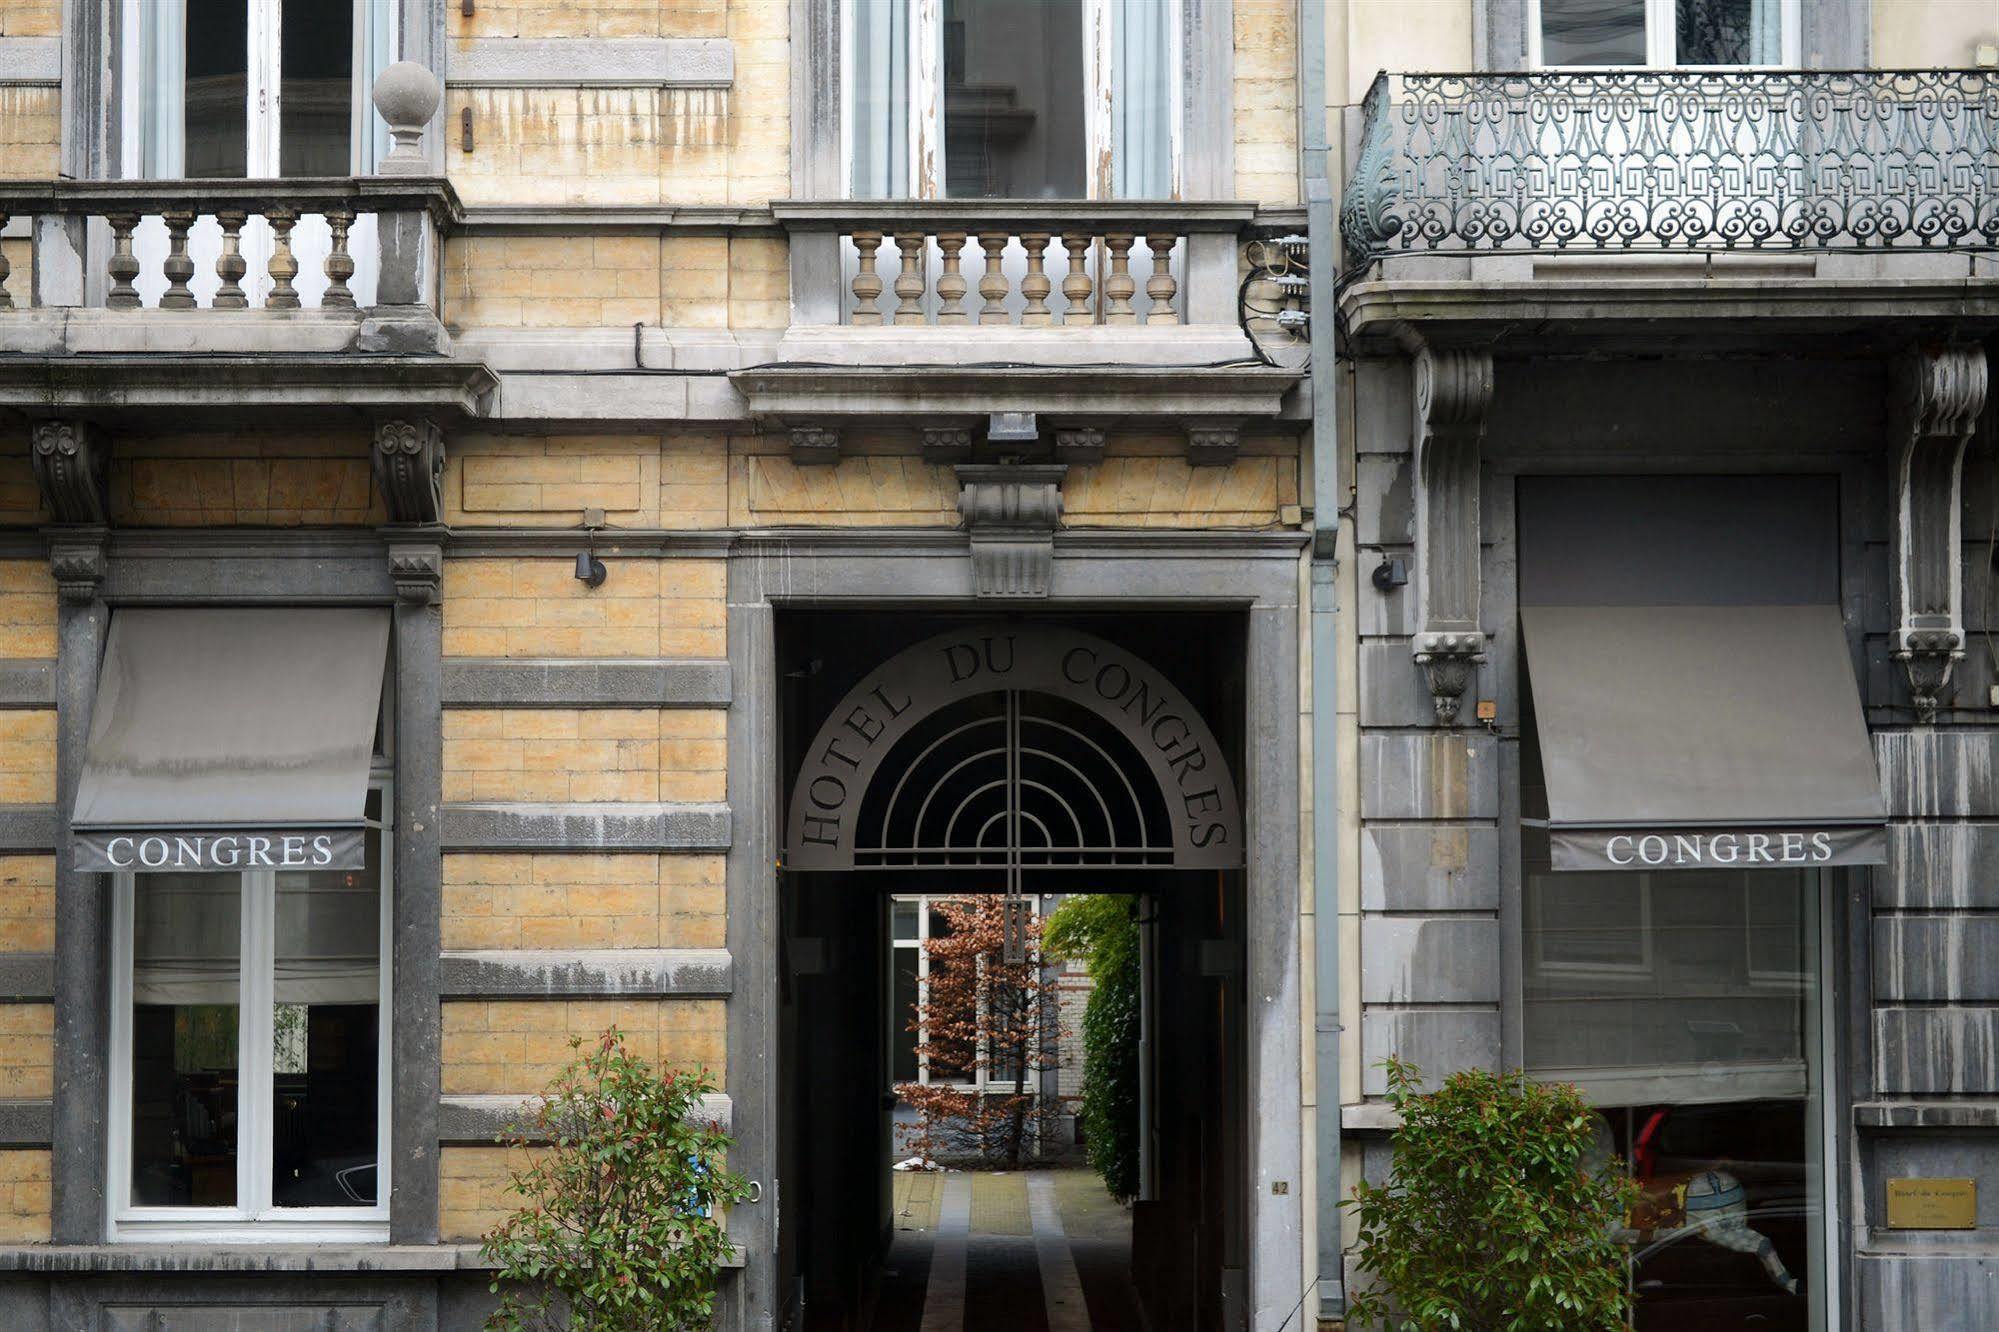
[
  {"x1": 131, "y1": 874, "x2": 241, "y2": 1207},
  {"x1": 270, "y1": 831, "x2": 380, "y2": 1208},
  {"x1": 893, "y1": 946, "x2": 919, "y2": 1084},
  {"x1": 1540, "y1": 0, "x2": 1646, "y2": 66},
  {"x1": 280, "y1": 0, "x2": 354, "y2": 176},
  {"x1": 1678, "y1": 0, "x2": 1782, "y2": 65},
  {"x1": 942, "y1": 0, "x2": 1086, "y2": 198},
  {"x1": 184, "y1": 0, "x2": 247, "y2": 177}
]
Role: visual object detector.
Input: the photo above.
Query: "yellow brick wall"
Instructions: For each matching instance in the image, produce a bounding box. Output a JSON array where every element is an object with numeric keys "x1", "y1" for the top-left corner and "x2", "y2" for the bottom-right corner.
[
  {"x1": 112, "y1": 435, "x2": 381, "y2": 526},
  {"x1": 440, "y1": 1144, "x2": 539, "y2": 1242},
  {"x1": 442, "y1": 558, "x2": 726, "y2": 658},
  {"x1": 0, "y1": 1, "x2": 60, "y2": 37},
  {"x1": 1064, "y1": 433, "x2": 1302, "y2": 528},
  {"x1": 0, "y1": 711, "x2": 53, "y2": 805},
  {"x1": 0, "y1": 1002, "x2": 51, "y2": 1099},
  {"x1": 449, "y1": 0, "x2": 728, "y2": 40},
  {"x1": 729, "y1": 451, "x2": 961, "y2": 527},
  {"x1": 442, "y1": 998, "x2": 727, "y2": 1094},
  {"x1": 0, "y1": 87, "x2": 58, "y2": 180},
  {"x1": 0, "y1": 562, "x2": 55, "y2": 658},
  {"x1": 1235, "y1": 0, "x2": 1299, "y2": 204},
  {"x1": 0, "y1": 1149, "x2": 49, "y2": 1243},
  {"x1": 0, "y1": 856, "x2": 52, "y2": 954},
  {"x1": 445, "y1": 433, "x2": 666, "y2": 524},
  {"x1": 443, "y1": 708, "x2": 725, "y2": 802},
  {"x1": 443, "y1": 852, "x2": 726, "y2": 950},
  {"x1": 443, "y1": 234, "x2": 786, "y2": 331}
]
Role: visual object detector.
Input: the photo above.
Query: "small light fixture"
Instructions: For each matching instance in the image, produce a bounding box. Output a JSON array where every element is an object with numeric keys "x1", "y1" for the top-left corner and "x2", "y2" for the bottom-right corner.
[
  {"x1": 575, "y1": 507, "x2": 608, "y2": 588},
  {"x1": 1372, "y1": 554, "x2": 1408, "y2": 593}
]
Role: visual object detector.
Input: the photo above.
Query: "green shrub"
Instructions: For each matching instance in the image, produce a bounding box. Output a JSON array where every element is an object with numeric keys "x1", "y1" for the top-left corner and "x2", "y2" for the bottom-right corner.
[
  {"x1": 1044, "y1": 893, "x2": 1140, "y2": 1203},
  {"x1": 1343, "y1": 1059, "x2": 1636, "y2": 1332},
  {"x1": 481, "y1": 1028, "x2": 751, "y2": 1332}
]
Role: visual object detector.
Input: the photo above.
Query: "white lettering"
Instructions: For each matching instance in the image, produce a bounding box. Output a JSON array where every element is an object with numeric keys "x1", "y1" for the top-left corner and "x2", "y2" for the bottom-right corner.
[
  {"x1": 1747, "y1": 832, "x2": 1774, "y2": 863},
  {"x1": 138, "y1": 837, "x2": 169, "y2": 868},
  {"x1": 106, "y1": 836, "x2": 135, "y2": 868},
  {"x1": 311, "y1": 834, "x2": 334, "y2": 866},
  {"x1": 1638, "y1": 835, "x2": 1669, "y2": 865},
  {"x1": 1605, "y1": 835, "x2": 1636, "y2": 866},
  {"x1": 1811, "y1": 831, "x2": 1834, "y2": 862},
  {"x1": 281, "y1": 835, "x2": 305, "y2": 866},
  {"x1": 1711, "y1": 833, "x2": 1739, "y2": 863},
  {"x1": 174, "y1": 837, "x2": 203, "y2": 868},
  {"x1": 247, "y1": 836, "x2": 274, "y2": 867},
  {"x1": 212, "y1": 836, "x2": 240, "y2": 868},
  {"x1": 1673, "y1": 834, "x2": 1702, "y2": 865},
  {"x1": 1781, "y1": 832, "x2": 1806, "y2": 863}
]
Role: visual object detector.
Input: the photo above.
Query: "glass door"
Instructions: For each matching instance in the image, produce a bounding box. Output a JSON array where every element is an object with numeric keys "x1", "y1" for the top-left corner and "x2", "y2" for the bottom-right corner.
[{"x1": 121, "y1": 0, "x2": 396, "y2": 308}]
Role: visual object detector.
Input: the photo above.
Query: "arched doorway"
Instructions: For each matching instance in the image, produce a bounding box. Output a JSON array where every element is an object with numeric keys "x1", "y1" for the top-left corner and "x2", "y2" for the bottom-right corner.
[{"x1": 776, "y1": 619, "x2": 1250, "y2": 1331}]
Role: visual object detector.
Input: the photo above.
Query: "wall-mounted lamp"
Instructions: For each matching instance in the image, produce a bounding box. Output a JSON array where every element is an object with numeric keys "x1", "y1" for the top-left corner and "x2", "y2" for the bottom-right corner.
[
  {"x1": 1371, "y1": 554, "x2": 1408, "y2": 593},
  {"x1": 575, "y1": 507, "x2": 608, "y2": 588}
]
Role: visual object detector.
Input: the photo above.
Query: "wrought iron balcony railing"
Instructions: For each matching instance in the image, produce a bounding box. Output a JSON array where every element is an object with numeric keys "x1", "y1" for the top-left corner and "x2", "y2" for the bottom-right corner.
[{"x1": 1340, "y1": 70, "x2": 1999, "y2": 270}]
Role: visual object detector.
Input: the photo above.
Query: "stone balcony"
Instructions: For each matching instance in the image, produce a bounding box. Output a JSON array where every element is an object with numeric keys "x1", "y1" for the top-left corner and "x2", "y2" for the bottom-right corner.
[
  {"x1": 0, "y1": 177, "x2": 494, "y2": 429},
  {"x1": 1338, "y1": 69, "x2": 1999, "y2": 352}
]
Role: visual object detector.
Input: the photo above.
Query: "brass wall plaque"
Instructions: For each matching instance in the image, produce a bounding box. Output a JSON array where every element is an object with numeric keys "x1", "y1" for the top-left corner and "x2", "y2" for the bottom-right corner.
[{"x1": 1885, "y1": 1178, "x2": 1978, "y2": 1230}]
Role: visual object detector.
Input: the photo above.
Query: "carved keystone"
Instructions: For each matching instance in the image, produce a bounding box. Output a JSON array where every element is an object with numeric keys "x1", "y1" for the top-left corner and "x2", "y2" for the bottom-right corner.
[
  {"x1": 372, "y1": 418, "x2": 446, "y2": 525},
  {"x1": 1891, "y1": 343, "x2": 1989, "y2": 722},
  {"x1": 1410, "y1": 345, "x2": 1495, "y2": 725},
  {"x1": 956, "y1": 463, "x2": 1066, "y2": 599}
]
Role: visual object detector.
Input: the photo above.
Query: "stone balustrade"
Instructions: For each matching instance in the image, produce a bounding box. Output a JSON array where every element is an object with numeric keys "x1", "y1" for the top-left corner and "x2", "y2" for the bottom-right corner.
[
  {"x1": 773, "y1": 202, "x2": 1262, "y2": 330},
  {"x1": 0, "y1": 179, "x2": 460, "y2": 314}
]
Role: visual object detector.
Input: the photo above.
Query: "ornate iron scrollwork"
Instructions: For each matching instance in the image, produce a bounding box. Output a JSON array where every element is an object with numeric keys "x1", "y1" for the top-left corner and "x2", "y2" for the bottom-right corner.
[{"x1": 1342, "y1": 70, "x2": 1999, "y2": 269}]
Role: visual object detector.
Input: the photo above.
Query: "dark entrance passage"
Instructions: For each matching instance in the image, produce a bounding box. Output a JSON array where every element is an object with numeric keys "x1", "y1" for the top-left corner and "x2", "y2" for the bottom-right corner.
[{"x1": 773, "y1": 613, "x2": 1252, "y2": 1332}]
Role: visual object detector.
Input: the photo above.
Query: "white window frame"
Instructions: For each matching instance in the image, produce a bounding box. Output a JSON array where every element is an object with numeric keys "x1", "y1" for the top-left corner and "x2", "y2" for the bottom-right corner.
[
  {"x1": 105, "y1": 778, "x2": 394, "y2": 1244},
  {"x1": 1528, "y1": 871, "x2": 1656, "y2": 980},
  {"x1": 889, "y1": 892, "x2": 1046, "y2": 1094},
  {"x1": 839, "y1": 0, "x2": 1183, "y2": 200},
  {"x1": 1527, "y1": 0, "x2": 1802, "y2": 70}
]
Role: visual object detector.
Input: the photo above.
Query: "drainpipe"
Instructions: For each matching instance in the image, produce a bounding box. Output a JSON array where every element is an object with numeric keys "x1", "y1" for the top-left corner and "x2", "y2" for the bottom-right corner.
[{"x1": 1297, "y1": 0, "x2": 1345, "y2": 1320}]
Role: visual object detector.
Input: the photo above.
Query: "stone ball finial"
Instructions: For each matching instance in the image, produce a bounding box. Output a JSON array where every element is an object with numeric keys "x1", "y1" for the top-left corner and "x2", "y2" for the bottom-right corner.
[{"x1": 371, "y1": 61, "x2": 442, "y2": 175}]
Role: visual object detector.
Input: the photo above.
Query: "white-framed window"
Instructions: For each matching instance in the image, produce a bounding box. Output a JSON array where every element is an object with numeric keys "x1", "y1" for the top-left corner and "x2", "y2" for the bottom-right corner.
[
  {"x1": 1528, "y1": 870, "x2": 1655, "y2": 979},
  {"x1": 118, "y1": 0, "x2": 398, "y2": 307},
  {"x1": 889, "y1": 893, "x2": 1045, "y2": 1093},
  {"x1": 106, "y1": 783, "x2": 392, "y2": 1243},
  {"x1": 1529, "y1": 0, "x2": 1801, "y2": 68},
  {"x1": 843, "y1": 0, "x2": 1180, "y2": 200}
]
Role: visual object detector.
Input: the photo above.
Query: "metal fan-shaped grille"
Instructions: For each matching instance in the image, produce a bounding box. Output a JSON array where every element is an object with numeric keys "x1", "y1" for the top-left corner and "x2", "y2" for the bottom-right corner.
[{"x1": 853, "y1": 690, "x2": 1174, "y2": 870}]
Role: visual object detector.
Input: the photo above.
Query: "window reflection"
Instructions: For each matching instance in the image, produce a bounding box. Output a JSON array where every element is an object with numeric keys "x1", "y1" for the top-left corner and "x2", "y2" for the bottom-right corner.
[{"x1": 942, "y1": 0, "x2": 1086, "y2": 198}]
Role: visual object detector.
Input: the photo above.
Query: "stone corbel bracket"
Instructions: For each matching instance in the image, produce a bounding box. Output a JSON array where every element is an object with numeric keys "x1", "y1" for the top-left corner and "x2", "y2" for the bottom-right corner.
[
  {"x1": 1891, "y1": 343, "x2": 1989, "y2": 722},
  {"x1": 388, "y1": 538, "x2": 444, "y2": 606},
  {"x1": 1410, "y1": 345, "x2": 1495, "y2": 725},
  {"x1": 789, "y1": 424, "x2": 840, "y2": 465},
  {"x1": 372, "y1": 418, "x2": 446, "y2": 524},
  {"x1": 956, "y1": 463, "x2": 1067, "y2": 599},
  {"x1": 47, "y1": 528, "x2": 108, "y2": 605},
  {"x1": 30, "y1": 420, "x2": 111, "y2": 526}
]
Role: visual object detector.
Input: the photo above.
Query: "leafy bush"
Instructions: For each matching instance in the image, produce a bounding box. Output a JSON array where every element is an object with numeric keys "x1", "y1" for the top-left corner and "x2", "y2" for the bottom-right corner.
[
  {"x1": 1043, "y1": 893, "x2": 1140, "y2": 1202},
  {"x1": 481, "y1": 1028, "x2": 751, "y2": 1332},
  {"x1": 1344, "y1": 1059, "x2": 1636, "y2": 1332}
]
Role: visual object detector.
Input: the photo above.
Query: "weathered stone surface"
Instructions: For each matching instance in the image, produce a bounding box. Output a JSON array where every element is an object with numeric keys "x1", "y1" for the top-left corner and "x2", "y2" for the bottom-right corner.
[
  {"x1": 1875, "y1": 732, "x2": 1999, "y2": 819},
  {"x1": 1358, "y1": 732, "x2": 1499, "y2": 820},
  {"x1": 1875, "y1": 917, "x2": 1999, "y2": 1002},
  {"x1": 1358, "y1": 1008, "x2": 1500, "y2": 1095},
  {"x1": 1857, "y1": 1255, "x2": 1999, "y2": 1332},
  {"x1": 1359, "y1": 917, "x2": 1499, "y2": 1004},
  {"x1": 1875, "y1": 1006, "x2": 1999, "y2": 1094},
  {"x1": 1360, "y1": 823, "x2": 1499, "y2": 912}
]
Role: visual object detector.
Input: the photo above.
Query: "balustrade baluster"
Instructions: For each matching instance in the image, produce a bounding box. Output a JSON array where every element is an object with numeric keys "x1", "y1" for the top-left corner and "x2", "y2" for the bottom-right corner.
[
  {"x1": 1060, "y1": 232, "x2": 1094, "y2": 326},
  {"x1": 850, "y1": 230, "x2": 885, "y2": 325},
  {"x1": 976, "y1": 232, "x2": 1012, "y2": 325},
  {"x1": 213, "y1": 211, "x2": 249, "y2": 309},
  {"x1": 0, "y1": 212, "x2": 11, "y2": 309},
  {"x1": 159, "y1": 209, "x2": 197, "y2": 309},
  {"x1": 105, "y1": 213, "x2": 142, "y2": 309},
  {"x1": 323, "y1": 208, "x2": 358, "y2": 308},
  {"x1": 1143, "y1": 233, "x2": 1180, "y2": 325},
  {"x1": 1103, "y1": 233, "x2": 1137, "y2": 325},
  {"x1": 266, "y1": 207, "x2": 301, "y2": 309},
  {"x1": 892, "y1": 231, "x2": 927, "y2": 325},
  {"x1": 1019, "y1": 233, "x2": 1053, "y2": 326},
  {"x1": 935, "y1": 232, "x2": 969, "y2": 324}
]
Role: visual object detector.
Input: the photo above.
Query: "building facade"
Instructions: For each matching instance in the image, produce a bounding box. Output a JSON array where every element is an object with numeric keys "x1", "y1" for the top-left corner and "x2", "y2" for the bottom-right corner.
[{"x1": 0, "y1": 1, "x2": 1990, "y2": 1330}]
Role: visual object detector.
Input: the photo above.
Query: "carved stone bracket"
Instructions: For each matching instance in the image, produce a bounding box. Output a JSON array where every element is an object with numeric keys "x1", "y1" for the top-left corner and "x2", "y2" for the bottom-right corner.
[
  {"x1": 956, "y1": 463, "x2": 1067, "y2": 599},
  {"x1": 372, "y1": 418, "x2": 446, "y2": 524},
  {"x1": 47, "y1": 528, "x2": 108, "y2": 605},
  {"x1": 387, "y1": 537, "x2": 444, "y2": 606},
  {"x1": 1185, "y1": 420, "x2": 1241, "y2": 467},
  {"x1": 1053, "y1": 426, "x2": 1105, "y2": 466},
  {"x1": 1410, "y1": 345, "x2": 1495, "y2": 725},
  {"x1": 30, "y1": 421, "x2": 112, "y2": 525},
  {"x1": 920, "y1": 424, "x2": 976, "y2": 464},
  {"x1": 1891, "y1": 343, "x2": 1989, "y2": 721},
  {"x1": 789, "y1": 425, "x2": 840, "y2": 465}
]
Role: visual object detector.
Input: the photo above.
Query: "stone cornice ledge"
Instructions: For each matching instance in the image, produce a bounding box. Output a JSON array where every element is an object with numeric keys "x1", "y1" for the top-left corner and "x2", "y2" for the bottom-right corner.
[
  {"x1": 0, "y1": 1244, "x2": 745, "y2": 1272},
  {"x1": 448, "y1": 38, "x2": 732, "y2": 88},
  {"x1": 0, "y1": 37, "x2": 59, "y2": 84},
  {"x1": 439, "y1": 948, "x2": 732, "y2": 997},
  {"x1": 442, "y1": 1092, "x2": 733, "y2": 1141},
  {"x1": 0, "y1": 356, "x2": 496, "y2": 424},
  {"x1": 732, "y1": 363, "x2": 1300, "y2": 422},
  {"x1": 440, "y1": 802, "x2": 731, "y2": 852}
]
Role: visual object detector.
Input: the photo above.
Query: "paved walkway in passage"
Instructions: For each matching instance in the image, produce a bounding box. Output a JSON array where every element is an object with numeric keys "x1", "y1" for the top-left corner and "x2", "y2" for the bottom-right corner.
[{"x1": 878, "y1": 1166, "x2": 1141, "y2": 1332}]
